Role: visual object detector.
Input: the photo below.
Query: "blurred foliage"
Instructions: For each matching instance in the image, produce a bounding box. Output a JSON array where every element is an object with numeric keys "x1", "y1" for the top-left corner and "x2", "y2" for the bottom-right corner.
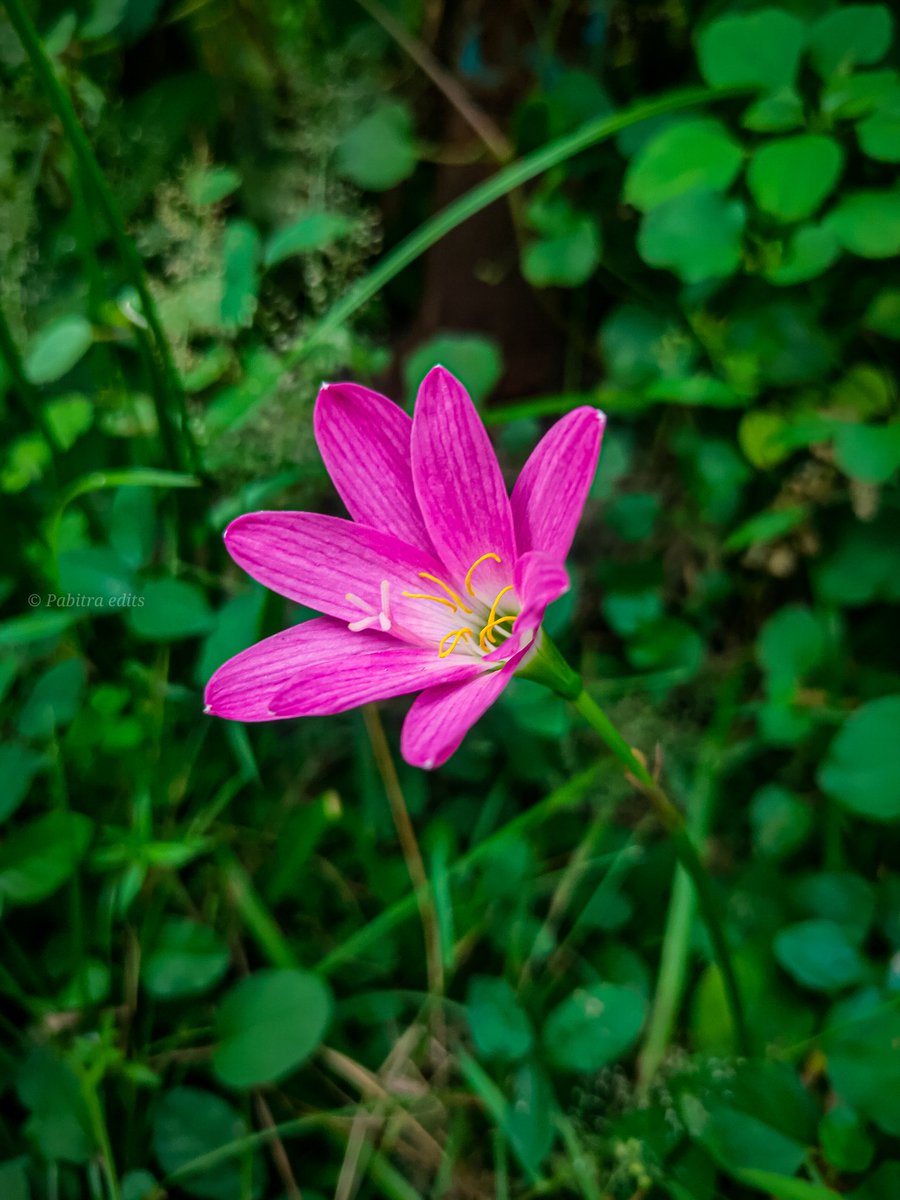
[{"x1": 1, "y1": 0, "x2": 900, "y2": 1197}]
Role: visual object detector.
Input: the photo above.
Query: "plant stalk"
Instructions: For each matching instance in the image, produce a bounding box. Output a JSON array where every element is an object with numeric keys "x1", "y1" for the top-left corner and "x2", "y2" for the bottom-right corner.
[{"x1": 570, "y1": 688, "x2": 750, "y2": 1057}]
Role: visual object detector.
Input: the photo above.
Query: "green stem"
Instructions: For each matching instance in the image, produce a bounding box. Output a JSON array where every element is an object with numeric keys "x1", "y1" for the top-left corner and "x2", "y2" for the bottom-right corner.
[
  {"x1": 2, "y1": 0, "x2": 200, "y2": 476},
  {"x1": 285, "y1": 85, "x2": 741, "y2": 368},
  {"x1": 570, "y1": 689, "x2": 750, "y2": 1057}
]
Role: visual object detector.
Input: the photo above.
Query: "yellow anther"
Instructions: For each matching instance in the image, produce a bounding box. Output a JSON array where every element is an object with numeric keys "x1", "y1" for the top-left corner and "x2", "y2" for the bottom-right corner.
[
  {"x1": 417, "y1": 572, "x2": 473, "y2": 614},
  {"x1": 479, "y1": 615, "x2": 515, "y2": 652},
  {"x1": 401, "y1": 591, "x2": 457, "y2": 612},
  {"x1": 439, "y1": 628, "x2": 472, "y2": 658},
  {"x1": 464, "y1": 552, "x2": 502, "y2": 596}
]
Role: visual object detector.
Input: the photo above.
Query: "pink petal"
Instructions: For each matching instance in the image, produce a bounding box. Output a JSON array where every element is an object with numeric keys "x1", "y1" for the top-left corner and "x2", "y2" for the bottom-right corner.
[
  {"x1": 223, "y1": 511, "x2": 462, "y2": 645},
  {"x1": 205, "y1": 616, "x2": 380, "y2": 721},
  {"x1": 511, "y1": 407, "x2": 606, "y2": 558},
  {"x1": 270, "y1": 645, "x2": 479, "y2": 717},
  {"x1": 314, "y1": 382, "x2": 433, "y2": 549},
  {"x1": 400, "y1": 662, "x2": 516, "y2": 769},
  {"x1": 482, "y1": 551, "x2": 569, "y2": 664},
  {"x1": 411, "y1": 366, "x2": 516, "y2": 598}
]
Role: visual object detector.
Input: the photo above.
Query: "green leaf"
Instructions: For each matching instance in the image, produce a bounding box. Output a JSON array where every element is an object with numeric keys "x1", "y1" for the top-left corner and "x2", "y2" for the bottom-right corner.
[
  {"x1": 819, "y1": 1105, "x2": 874, "y2": 1172},
  {"x1": 128, "y1": 579, "x2": 214, "y2": 641},
  {"x1": 833, "y1": 422, "x2": 900, "y2": 484},
  {"x1": 599, "y1": 304, "x2": 697, "y2": 387},
  {"x1": 750, "y1": 785, "x2": 812, "y2": 859},
  {"x1": 739, "y1": 411, "x2": 790, "y2": 468},
  {"x1": 213, "y1": 969, "x2": 332, "y2": 1088},
  {"x1": 335, "y1": 102, "x2": 417, "y2": 190},
  {"x1": 808, "y1": 5, "x2": 894, "y2": 79},
  {"x1": 747, "y1": 136, "x2": 843, "y2": 222},
  {"x1": 858, "y1": 102, "x2": 900, "y2": 162},
  {"x1": 815, "y1": 515, "x2": 900, "y2": 607},
  {"x1": 865, "y1": 287, "x2": 900, "y2": 338},
  {"x1": 109, "y1": 487, "x2": 157, "y2": 570},
  {"x1": 733, "y1": 1170, "x2": 839, "y2": 1200},
  {"x1": 18, "y1": 659, "x2": 86, "y2": 739},
  {"x1": 624, "y1": 119, "x2": 743, "y2": 211},
  {"x1": 724, "y1": 504, "x2": 809, "y2": 553},
  {"x1": 152, "y1": 1086, "x2": 254, "y2": 1199},
  {"x1": 186, "y1": 165, "x2": 241, "y2": 206},
  {"x1": 467, "y1": 976, "x2": 534, "y2": 1062},
  {"x1": 45, "y1": 395, "x2": 93, "y2": 450},
  {"x1": 521, "y1": 215, "x2": 601, "y2": 287},
  {"x1": 774, "y1": 919, "x2": 866, "y2": 991},
  {"x1": 0, "y1": 743, "x2": 47, "y2": 824},
  {"x1": 639, "y1": 190, "x2": 746, "y2": 283},
  {"x1": 757, "y1": 605, "x2": 827, "y2": 692},
  {"x1": 793, "y1": 872, "x2": 875, "y2": 944},
  {"x1": 0, "y1": 1160, "x2": 29, "y2": 1200},
  {"x1": 142, "y1": 918, "x2": 231, "y2": 1000},
  {"x1": 0, "y1": 811, "x2": 92, "y2": 906},
  {"x1": 850, "y1": 1162, "x2": 900, "y2": 1200},
  {"x1": 196, "y1": 590, "x2": 265, "y2": 688},
  {"x1": 404, "y1": 333, "x2": 503, "y2": 405},
  {"x1": 823, "y1": 69, "x2": 900, "y2": 118},
  {"x1": 24, "y1": 316, "x2": 93, "y2": 385},
  {"x1": 263, "y1": 213, "x2": 352, "y2": 267},
  {"x1": 696, "y1": 9, "x2": 807, "y2": 91},
  {"x1": 743, "y1": 88, "x2": 805, "y2": 133},
  {"x1": 57, "y1": 546, "x2": 137, "y2": 607},
  {"x1": 826, "y1": 996, "x2": 900, "y2": 1135},
  {"x1": 16, "y1": 1046, "x2": 95, "y2": 1164},
  {"x1": 764, "y1": 223, "x2": 841, "y2": 285},
  {"x1": 827, "y1": 190, "x2": 900, "y2": 258},
  {"x1": 817, "y1": 696, "x2": 900, "y2": 821},
  {"x1": 220, "y1": 220, "x2": 260, "y2": 330},
  {"x1": 543, "y1": 983, "x2": 646, "y2": 1072},
  {"x1": 121, "y1": 1170, "x2": 159, "y2": 1200}
]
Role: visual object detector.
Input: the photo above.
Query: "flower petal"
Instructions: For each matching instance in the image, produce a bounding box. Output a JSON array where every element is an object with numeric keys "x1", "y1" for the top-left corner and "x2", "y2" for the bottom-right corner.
[
  {"x1": 511, "y1": 406, "x2": 606, "y2": 558},
  {"x1": 411, "y1": 366, "x2": 516, "y2": 597},
  {"x1": 204, "y1": 616, "x2": 375, "y2": 721},
  {"x1": 270, "y1": 644, "x2": 479, "y2": 716},
  {"x1": 400, "y1": 662, "x2": 516, "y2": 769},
  {"x1": 314, "y1": 382, "x2": 432, "y2": 548},
  {"x1": 482, "y1": 551, "x2": 569, "y2": 664},
  {"x1": 223, "y1": 511, "x2": 464, "y2": 645}
]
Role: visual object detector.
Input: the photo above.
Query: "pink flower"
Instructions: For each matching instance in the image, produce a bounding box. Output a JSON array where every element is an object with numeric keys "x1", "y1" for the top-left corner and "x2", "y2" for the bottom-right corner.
[{"x1": 205, "y1": 366, "x2": 605, "y2": 768}]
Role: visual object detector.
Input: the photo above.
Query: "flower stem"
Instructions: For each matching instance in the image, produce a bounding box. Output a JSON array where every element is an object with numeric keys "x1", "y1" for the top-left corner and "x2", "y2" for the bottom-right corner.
[{"x1": 570, "y1": 688, "x2": 750, "y2": 1058}]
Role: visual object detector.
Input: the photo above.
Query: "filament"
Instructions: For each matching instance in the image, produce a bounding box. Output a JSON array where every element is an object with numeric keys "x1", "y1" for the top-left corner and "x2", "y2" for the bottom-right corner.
[
  {"x1": 402, "y1": 591, "x2": 457, "y2": 612},
  {"x1": 416, "y1": 572, "x2": 473, "y2": 614},
  {"x1": 464, "y1": 552, "x2": 502, "y2": 595},
  {"x1": 439, "y1": 628, "x2": 473, "y2": 658}
]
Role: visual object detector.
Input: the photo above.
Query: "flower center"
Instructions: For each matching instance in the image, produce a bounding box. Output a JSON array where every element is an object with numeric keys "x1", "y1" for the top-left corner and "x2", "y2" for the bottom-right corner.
[{"x1": 402, "y1": 551, "x2": 517, "y2": 658}]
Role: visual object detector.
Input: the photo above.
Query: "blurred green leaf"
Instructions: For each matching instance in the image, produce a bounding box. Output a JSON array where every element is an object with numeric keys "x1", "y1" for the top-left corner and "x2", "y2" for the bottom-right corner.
[
  {"x1": 808, "y1": 5, "x2": 894, "y2": 79},
  {"x1": 24, "y1": 315, "x2": 93, "y2": 385},
  {"x1": 335, "y1": 102, "x2": 417, "y2": 190},
  {"x1": 638, "y1": 190, "x2": 746, "y2": 282},
  {"x1": 143, "y1": 918, "x2": 231, "y2": 1000},
  {"x1": 543, "y1": 983, "x2": 646, "y2": 1072},
  {"x1": 467, "y1": 976, "x2": 534, "y2": 1062},
  {"x1": 696, "y1": 9, "x2": 807, "y2": 91},
  {"x1": 18, "y1": 659, "x2": 86, "y2": 739},
  {"x1": 220, "y1": 220, "x2": 260, "y2": 330},
  {"x1": 128, "y1": 579, "x2": 214, "y2": 641},
  {"x1": 827, "y1": 191, "x2": 900, "y2": 258},
  {"x1": 0, "y1": 742, "x2": 47, "y2": 825},
  {"x1": 0, "y1": 811, "x2": 92, "y2": 906},
  {"x1": 264, "y1": 213, "x2": 351, "y2": 267},
  {"x1": 624, "y1": 119, "x2": 743, "y2": 211},
  {"x1": 819, "y1": 1105, "x2": 874, "y2": 1173},
  {"x1": 818, "y1": 696, "x2": 900, "y2": 821},
  {"x1": 404, "y1": 333, "x2": 503, "y2": 405},
  {"x1": 774, "y1": 919, "x2": 866, "y2": 991},
  {"x1": 186, "y1": 165, "x2": 241, "y2": 206},
  {"x1": 213, "y1": 969, "x2": 332, "y2": 1088},
  {"x1": 747, "y1": 136, "x2": 843, "y2": 223},
  {"x1": 833, "y1": 422, "x2": 900, "y2": 484},
  {"x1": 152, "y1": 1086, "x2": 256, "y2": 1199}
]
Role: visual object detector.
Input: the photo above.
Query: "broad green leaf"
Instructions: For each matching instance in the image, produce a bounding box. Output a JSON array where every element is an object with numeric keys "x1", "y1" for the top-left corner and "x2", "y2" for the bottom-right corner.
[
  {"x1": 757, "y1": 605, "x2": 827, "y2": 691},
  {"x1": 750, "y1": 785, "x2": 812, "y2": 859},
  {"x1": 213, "y1": 969, "x2": 332, "y2": 1087},
  {"x1": 335, "y1": 102, "x2": 417, "y2": 190},
  {"x1": 774, "y1": 919, "x2": 866, "y2": 991},
  {"x1": 0, "y1": 811, "x2": 92, "y2": 906},
  {"x1": 808, "y1": 5, "x2": 894, "y2": 79},
  {"x1": 543, "y1": 983, "x2": 646, "y2": 1072},
  {"x1": 638, "y1": 190, "x2": 746, "y2": 282},
  {"x1": 764, "y1": 223, "x2": 841, "y2": 285},
  {"x1": 109, "y1": 487, "x2": 157, "y2": 570},
  {"x1": 521, "y1": 216, "x2": 601, "y2": 287},
  {"x1": 152, "y1": 1086, "x2": 255, "y2": 1199},
  {"x1": 858, "y1": 106, "x2": 900, "y2": 162},
  {"x1": 263, "y1": 213, "x2": 351, "y2": 267},
  {"x1": 121, "y1": 1171, "x2": 159, "y2": 1200},
  {"x1": 186, "y1": 165, "x2": 241, "y2": 206},
  {"x1": 57, "y1": 546, "x2": 136, "y2": 607},
  {"x1": 792, "y1": 872, "x2": 874, "y2": 944},
  {"x1": 823, "y1": 69, "x2": 900, "y2": 118},
  {"x1": 817, "y1": 695, "x2": 900, "y2": 820},
  {"x1": 734, "y1": 1170, "x2": 839, "y2": 1200},
  {"x1": 819, "y1": 1105, "x2": 874, "y2": 1173},
  {"x1": 467, "y1": 976, "x2": 534, "y2": 1062},
  {"x1": 738, "y1": 410, "x2": 790, "y2": 468},
  {"x1": 0, "y1": 743, "x2": 47, "y2": 824},
  {"x1": 196, "y1": 589, "x2": 265, "y2": 688},
  {"x1": 827, "y1": 190, "x2": 900, "y2": 258},
  {"x1": 850, "y1": 1162, "x2": 900, "y2": 1200},
  {"x1": 624, "y1": 119, "x2": 743, "y2": 211},
  {"x1": 404, "y1": 333, "x2": 503, "y2": 405},
  {"x1": 724, "y1": 504, "x2": 809, "y2": 553},
  {"x1": 0, "y1": 1160, "x2": 29, "y2": 1200},
  {"x1": 18, "y1": 659, "x2": 86, "y2": 739},
  {"x1": 697, "y1": 9, "x2": 807, "y2": 91},
  {"x1": 24, "y1": 316, "x2": 93, "y2": 385},
  {"x1": 826, "y1": 996, "x2": 900, "y2": 1135},
  {"x1": 220, "y1": 220, "x2": 260, "y2": 329},
  {"x1": 16, "y1": 1046, "x2": 95, "y2": 1164},
  {"x1": 833, "y1": 422, "x2": 900, "y2": 484},
  {"x1": 45, "y1": 395, "x2": 93, "y2": 450},
  {"x1": 128, "y1": 579, "x2": 214, "y2": 641},
  {"x1": 747, "y1": 136, "x2": 843, "y2": 222},
  {"x1": 143, "y1": 918, "x2": 231, "y2": 999},
  {"x1": 598, "y1": 304, "x2": 697, "y2": 387},
  {"x1": 815, "y1": 515, "x2": 900, "y2": 607},
  {"x1": 743, "y1": 88, "x2": 805, "y2": 132},
  {"x1": 865, "y1": 287, "x2": 900, "y2": 338}
]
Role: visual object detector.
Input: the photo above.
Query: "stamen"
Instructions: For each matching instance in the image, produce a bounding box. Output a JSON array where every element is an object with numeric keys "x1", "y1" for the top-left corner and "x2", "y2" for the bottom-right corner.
[
  {"x1": 349, "y1": 615, "x2": 379, "y2": 632},
  {"x1": 417, "y1": 572, "x2": 473, "y2": 614},
  {"x1": 479, "y1": 615, "x2": 515, "y2": 652},
  {"x1": 465, "y1": 552, "x2": 502, "y2": 596},
  {"x1": 345, "y1": 592, "x2": 375, "y2": 613},
  {"x1": 401, "y1": 591, "x2": 457, "y2": 612},
  {"x1": 439, "y1": 628, "x2": 473, "y2": 658},
  {"x1": 380, "y1": 580, "x2": 392, "y2": 621}
]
